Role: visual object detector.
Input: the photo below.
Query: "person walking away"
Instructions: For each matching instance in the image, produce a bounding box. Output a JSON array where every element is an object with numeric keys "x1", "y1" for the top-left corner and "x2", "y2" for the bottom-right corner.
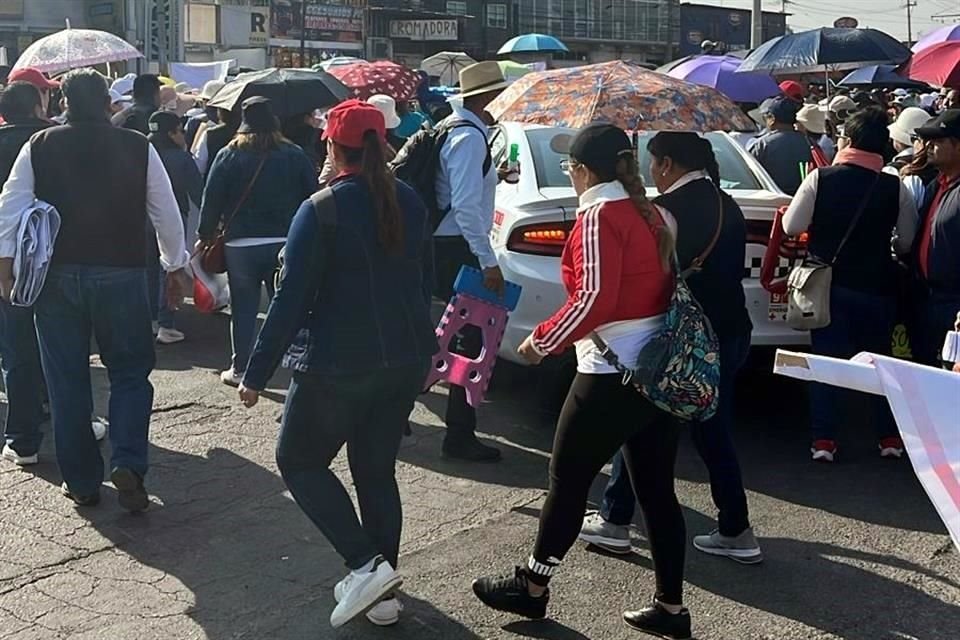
[
  {"x1": 580, "y1": 132, "x2": 762, "y2": 565},
  {"x1": 782, "y1": 108, "x2": 918, "y2": 462},
  {"x1": 0, "y1": 69, "x2": 190, "y2": 509},
  {"x1": 185, "y1": 80, "x2": 224, "y2": 150},
  {"x1": 282, "y1": 112, "x2": 324, "y2": 169},
  {"x1": 147, "y1": 111, "x2": 203, "y2": 345},
  {"x1": 747, "y1": 97, "x2": 812, "y2": 196},
  {"x1": 432, "y1": 61, "x2": 509, "y2": 463},
  {"x1": 197, "y1": 97, "x2": 316, "y2": 387},
  {"x1": 796, "y1": 104, "x2": 834, "y2": 165},
  {"x1": 911, "y1": 111, "x2": 960, "y2": 367},
  {"x1": 472, "y1": 124, "x2": 692, "y2": 640},
  {"x1": 193, "y1": 107, "x2": 241, "y2": 178},
  {"x1": 113, "y1": 74, "x2": 161, "y2": 135},
  {"x1": 237, "y1": 100, "x2": 437, "y2": 628},
  {"x1": 6, "y1": 67, "x2": 58, "y2": 116},
  {"x1": 0, "y1": 82, "x2": 50, "y2": 466}
]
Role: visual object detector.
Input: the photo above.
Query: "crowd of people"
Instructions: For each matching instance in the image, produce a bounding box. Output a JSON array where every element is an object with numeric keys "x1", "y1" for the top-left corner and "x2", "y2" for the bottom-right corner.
[{"x1": 0, "y1": 58, "x2": 955, "y2": 640}]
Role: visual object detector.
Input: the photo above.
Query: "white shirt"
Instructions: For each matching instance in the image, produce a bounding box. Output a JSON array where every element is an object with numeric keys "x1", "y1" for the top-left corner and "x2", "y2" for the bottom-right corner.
[
  {"x1": 782, "y1": 168, "x2": 918, "y2": 256},
  {"x1": 193, "y1": 129, "x2": 210, "y2": 175},
  {"x1": 0, "y1": 143, "x2": 190, "y2": 272},
  {"x1": 434, "y1": 104, "x2": 498, "y2": 269}
]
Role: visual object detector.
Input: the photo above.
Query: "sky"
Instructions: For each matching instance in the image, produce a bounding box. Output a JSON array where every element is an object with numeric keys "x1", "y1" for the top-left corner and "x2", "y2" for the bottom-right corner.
[{"x1": 714, "y1": 0, "x2": 958, "y2": 43}]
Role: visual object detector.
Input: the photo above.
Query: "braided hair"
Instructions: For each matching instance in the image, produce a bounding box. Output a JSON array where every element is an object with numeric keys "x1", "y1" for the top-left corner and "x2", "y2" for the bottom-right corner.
[{"x1": 613, "y1": 149, "x2": 675, "y2": 270}]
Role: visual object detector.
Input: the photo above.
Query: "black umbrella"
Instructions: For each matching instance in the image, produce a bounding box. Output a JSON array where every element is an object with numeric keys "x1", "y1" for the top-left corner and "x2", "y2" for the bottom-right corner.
[
  {"x1": 208, "y1": 68, "x2": 349, "y2": 118},
  {"x1": 737, "y1": 28, "x2": 911, "y2": 75}
]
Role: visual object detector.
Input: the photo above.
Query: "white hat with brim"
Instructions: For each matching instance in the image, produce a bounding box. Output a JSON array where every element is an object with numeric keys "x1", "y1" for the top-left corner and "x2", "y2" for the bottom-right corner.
[
  {"x1": 457, "y1": 61, "x2": 510, "y2": 99},
  {"x1": 367, "y1": 94, "x2": 401, "y2": 129},
  {"x1": 889, "y1": 107, "x2": 935, "y2": 147},
  {"x1": 796, "y1": 104, "x2": 827, "y2": 135}
]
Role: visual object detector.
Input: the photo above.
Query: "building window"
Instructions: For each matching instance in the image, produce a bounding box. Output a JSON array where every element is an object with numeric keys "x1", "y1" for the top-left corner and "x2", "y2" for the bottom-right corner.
[
  {"x1": 446, "y1": 1, "x2": 468, "y2": 16},
  {"x1": 487, "y1": 3, "x2": 507, "y2": 29}
]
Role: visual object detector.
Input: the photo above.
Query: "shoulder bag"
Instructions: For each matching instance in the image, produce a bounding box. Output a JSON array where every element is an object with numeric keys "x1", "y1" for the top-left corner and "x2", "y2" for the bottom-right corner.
[
  {"x1": 589, "y1": 188, "x2": 725, "y2": 422},
  {"x1": 200, "y1": 155, "x2": 268, "y2": 274},
  {"x1": 786, "y1": 174, "x2": 879, "y2": 331}
]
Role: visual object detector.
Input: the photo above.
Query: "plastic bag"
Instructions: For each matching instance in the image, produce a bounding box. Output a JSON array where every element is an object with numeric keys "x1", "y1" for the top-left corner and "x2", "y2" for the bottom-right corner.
[{"x1": 190, "y1": 255, "x2": 229, "y2": 314}]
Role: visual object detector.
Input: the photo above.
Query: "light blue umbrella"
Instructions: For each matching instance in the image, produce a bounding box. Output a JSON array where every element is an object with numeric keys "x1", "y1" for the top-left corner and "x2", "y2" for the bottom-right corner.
[{"x1": 497, "y1": 33, "x2": 568, "y2": 55}]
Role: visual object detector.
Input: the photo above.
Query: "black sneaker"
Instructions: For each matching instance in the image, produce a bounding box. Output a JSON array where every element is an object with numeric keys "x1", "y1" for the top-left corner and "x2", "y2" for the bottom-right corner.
[
  {"x1": 111, "y1": 467, "x2": 149, "y2": 513},
  {"x1": 472, "y1": 566, "x2": 548, "y2": 619},
  {"x1": 442, "y1": 436, "x2": 501, "y2": 463},
  {"x1": 623, "y1": 602, "x2": 691, "y2": 639},
  {"x1": 61, "y1": 482, "x2": 101, "y2": 507}
]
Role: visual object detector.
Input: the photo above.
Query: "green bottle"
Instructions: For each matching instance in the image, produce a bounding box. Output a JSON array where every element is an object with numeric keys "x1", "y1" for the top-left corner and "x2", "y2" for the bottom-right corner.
[{"x1": 505, "y1": 143, "x2": 520, "y2": 184}]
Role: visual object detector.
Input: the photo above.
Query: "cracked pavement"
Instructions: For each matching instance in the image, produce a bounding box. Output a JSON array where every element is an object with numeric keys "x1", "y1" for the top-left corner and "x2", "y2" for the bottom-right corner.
[{"x1": 1, "y1": 309, "x2": 958, "y2": 639}]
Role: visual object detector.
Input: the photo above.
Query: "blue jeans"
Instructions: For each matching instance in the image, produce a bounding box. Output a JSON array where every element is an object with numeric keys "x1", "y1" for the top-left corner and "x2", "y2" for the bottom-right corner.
[
  {"x1": 809, "y1": 286, "x2": 897, "y2": 442},
  {"x1": 915, "y1": 289, "x2": 960, "y2": 367},
  {"x1": 35, "y1": 266, "x2": 156, "y2": 496},
  {"x1": 225, "y1": 243, "x2": 281, "y2": 374},
  {"x1": 0, "y1": 301, "x2": 46, "y2": 455},
  {"x1": 601, "y1": 330, "x2": 752, "y2": 537},
  {"x1": 276, "y1": 361, "x2": 429, "y2": 569}
]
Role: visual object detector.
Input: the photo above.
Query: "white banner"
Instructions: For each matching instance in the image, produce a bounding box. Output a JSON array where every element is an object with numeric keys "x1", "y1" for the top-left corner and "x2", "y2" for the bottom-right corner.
[
  {"x1": 775, "y1": 350, "x2": 960, "y2": 552},
  {"x1": 169, "y1": 61, "x2": 233, "y2": 91},
  {"x1": 389, "y1": 19, "x2": 458, "y2": 41}
]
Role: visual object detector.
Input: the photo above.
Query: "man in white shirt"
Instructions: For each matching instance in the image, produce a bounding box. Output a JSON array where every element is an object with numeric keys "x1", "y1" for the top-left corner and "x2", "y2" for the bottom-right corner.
[
  {"x1": 433, "y1": 62, "x2": 509, "y2": 463},
  {"x1": 0, "y1": 69, "x2": 190, "y2": 511}
]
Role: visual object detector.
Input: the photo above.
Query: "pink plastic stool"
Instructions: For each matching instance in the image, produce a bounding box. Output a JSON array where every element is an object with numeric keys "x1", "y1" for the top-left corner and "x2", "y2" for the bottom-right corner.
[{"x1": 423, "y1": 266, "x2": 521, "y2": 408}]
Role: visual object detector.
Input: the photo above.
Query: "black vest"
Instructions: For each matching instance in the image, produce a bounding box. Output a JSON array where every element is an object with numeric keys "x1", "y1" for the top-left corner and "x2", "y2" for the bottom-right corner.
[
  {"x1": 204, "y1": 122, "x2": 237, "y2": 175},
  {"x1": 30, "y1": 121, "x2": 149, "y2": 267},
  {"x1": 810, "y1": 165, "x2": 901, "y2": 296}
]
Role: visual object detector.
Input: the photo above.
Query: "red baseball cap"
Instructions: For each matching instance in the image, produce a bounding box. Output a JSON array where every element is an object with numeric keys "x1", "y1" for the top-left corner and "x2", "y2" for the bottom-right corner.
[
  {"x1": 7, "y1": 67, "x2": 59, "y2": 91},
  {"x1": 779, "y1": 80, "x2": 804, "y2": 102},
  {"x1": 322, "y1": 99, "x2": 386, "y2": 149}
]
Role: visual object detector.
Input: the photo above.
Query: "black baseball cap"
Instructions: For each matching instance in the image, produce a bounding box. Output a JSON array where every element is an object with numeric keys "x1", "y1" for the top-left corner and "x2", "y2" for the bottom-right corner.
[
  {"x1": 238, "y1": 95, "x2": 278, "y2": 134},
  {"x1": 915, "y1": 109, "x2": 960, "y2": 140},
  {"x1": 569, "y1": 123, "x2": 633, "y2": 180}
]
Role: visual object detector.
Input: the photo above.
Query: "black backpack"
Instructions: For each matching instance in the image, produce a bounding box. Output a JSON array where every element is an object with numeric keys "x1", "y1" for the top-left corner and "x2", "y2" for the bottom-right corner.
[{"x1": 389, "y1": 119, "x2": 493, "y2": 229}]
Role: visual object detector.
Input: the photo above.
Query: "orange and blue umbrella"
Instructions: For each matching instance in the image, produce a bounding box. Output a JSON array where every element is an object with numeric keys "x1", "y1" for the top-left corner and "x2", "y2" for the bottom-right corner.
[{"x1": 487, "y1": 60, "x2": 756, "y2": 132}]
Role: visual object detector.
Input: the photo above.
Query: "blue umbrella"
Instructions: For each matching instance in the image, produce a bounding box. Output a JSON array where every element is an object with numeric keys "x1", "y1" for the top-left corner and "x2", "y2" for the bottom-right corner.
[
  {"x1": 667, "y1": 55, "x2": 780, "y2": 103},
  {"x1": 838, "y1": 64, "x2": 930, "y2": 90},
  {"x1": 498, "y1": 33, "x2": 568, "y2": 55},
  {"x1": 737, "y1": 28, "x2": 911, "y2": 75}
]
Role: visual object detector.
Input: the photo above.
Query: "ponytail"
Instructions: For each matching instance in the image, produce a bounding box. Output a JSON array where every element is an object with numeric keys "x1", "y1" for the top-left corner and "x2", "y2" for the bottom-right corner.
[
  {"x1": 343, "y1": 131, "x2": 404, "y2": 255},
  {"x1": 647, "y1": 131, "x2": 722, "y2": 186},
  {"x1": 614, "y1": 151, "x2": 675, "y2": 270},
  {"x1": 698, "y1": 137, "x2": 721, "y2": 186}
]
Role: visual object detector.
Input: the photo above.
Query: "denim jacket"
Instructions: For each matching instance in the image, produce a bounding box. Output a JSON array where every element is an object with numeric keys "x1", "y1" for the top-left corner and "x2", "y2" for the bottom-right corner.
[{"x1": 242, "y1": 174, "x2": 438, "y2": 389}]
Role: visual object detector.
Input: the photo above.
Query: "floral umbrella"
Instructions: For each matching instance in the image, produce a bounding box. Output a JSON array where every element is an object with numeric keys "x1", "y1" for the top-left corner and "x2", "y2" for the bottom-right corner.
[
  {"x1": 328, "y1": 61, "x2": 420, "y2": 101},
  {"x1": 13, "y1": 27, "x2": 142, "y2": 75},
  {"x1": 487, "y1": 60, "x2": 756, "y2": 132}
]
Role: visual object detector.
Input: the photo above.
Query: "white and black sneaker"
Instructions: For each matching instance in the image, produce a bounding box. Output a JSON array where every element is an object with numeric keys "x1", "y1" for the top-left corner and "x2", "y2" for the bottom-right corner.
[
  {"x1": 334, "y1": 572, "x2": 403, "y2": 626},
  {"x1": 329, "y1": 556, "x2": 402, "y2": 628}
]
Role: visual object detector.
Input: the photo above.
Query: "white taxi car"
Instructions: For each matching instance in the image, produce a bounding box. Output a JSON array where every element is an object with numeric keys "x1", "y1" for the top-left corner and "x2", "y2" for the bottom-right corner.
[{"x1": 488, "y1": 122, "x2": 804, "y2": 366}]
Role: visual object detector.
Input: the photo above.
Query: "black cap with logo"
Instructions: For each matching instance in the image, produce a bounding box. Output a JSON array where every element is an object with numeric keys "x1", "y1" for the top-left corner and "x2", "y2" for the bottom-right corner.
[{"x1": 915, "y1": 109, "x2": 960, "y2": 140}]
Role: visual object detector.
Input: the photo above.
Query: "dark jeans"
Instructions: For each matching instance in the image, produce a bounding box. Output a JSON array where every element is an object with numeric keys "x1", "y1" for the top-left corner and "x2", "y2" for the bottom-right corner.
[
  {"x1": 146, "y1": 254, "x2": 175, "y2": 330},
  {"x1": 0, "y1": 301, "x2": 46, "y2": 456},
  {"x1": 534, "y1": 373, "x2": 685, "y2": 605},
  {"x1": 225, "y1": 243, "x2": 282, "y2": 374},
  {"x1": 35, "y1": 266, "x2": 156, "y2": 496},
  {"x1": 912, "y1": 289, "x2": 960, "y2": 368},
  {"x1": 433, "y1": 236, "x2": 480, "y2": 440},
  {"x1": 601, "y1": 331, "x2": 752, "y2": 537},
  {"x1": 809, "y1": 286, "x2": 897, "y2": 442},
  {"x1": 276, "y1": 361, "x2": 429, "y2": 570}
]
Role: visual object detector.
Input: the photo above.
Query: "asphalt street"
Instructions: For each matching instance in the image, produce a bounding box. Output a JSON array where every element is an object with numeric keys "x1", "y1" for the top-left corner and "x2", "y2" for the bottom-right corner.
[{"x1": 0, "y1": 308, "x2": 958, "y2": 640}]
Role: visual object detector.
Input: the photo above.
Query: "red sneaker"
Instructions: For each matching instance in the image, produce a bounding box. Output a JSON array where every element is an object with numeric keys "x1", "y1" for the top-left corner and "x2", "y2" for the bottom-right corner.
[
  {"x1": 811, "y1": 439, "x2": 838, "y2": 463},
  {"x1": 879, "y1": 436, "x2": 905, "y2": 459}
]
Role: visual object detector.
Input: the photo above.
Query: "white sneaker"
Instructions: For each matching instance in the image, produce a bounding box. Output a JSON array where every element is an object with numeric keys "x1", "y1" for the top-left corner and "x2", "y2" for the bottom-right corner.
[
  {"x1": 329, "y1": 558, "x2": 402, "y2": 628},
  {"x1": 2, "y1": 444, "x2": 38, "y2": 466},
  {"x1": 91, "y1": 418, "x2": 108, "y2": 441},
  {"x1": 156, "y1": 327, "x2": 185, "y2": 345},
  {"x1": 578, "y1": 511, "x2": 632, "y2": 554},
  {"x1": 335, "y1": 573, "x2": 403, "y2": 626},
  {"x1": 220, "y1": 369, "x2": 243, "y2": 387},
  {"x1": 151, "y1": 321, "x2": 160, "y2": 337}
]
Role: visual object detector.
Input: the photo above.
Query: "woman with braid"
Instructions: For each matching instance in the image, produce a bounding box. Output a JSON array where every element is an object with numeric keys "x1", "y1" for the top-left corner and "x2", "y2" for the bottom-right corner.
[{"x1": 471, "y1": 124, "x2": 692, "y2": 640}]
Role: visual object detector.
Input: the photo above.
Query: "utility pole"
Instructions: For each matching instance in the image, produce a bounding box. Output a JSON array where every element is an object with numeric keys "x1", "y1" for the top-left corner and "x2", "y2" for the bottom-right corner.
[
  {"x1": 905, "y1": 0, "x2": 917, "y2": 46},
  {"x1": 751, "y1": 0, "x2": 763, "y2": 48}
]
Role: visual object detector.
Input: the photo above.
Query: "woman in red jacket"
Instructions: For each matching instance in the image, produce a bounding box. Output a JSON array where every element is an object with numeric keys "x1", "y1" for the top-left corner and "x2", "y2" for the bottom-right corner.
[{"x1": 472, "y1": 124, "x2": 691, "y2": 639}]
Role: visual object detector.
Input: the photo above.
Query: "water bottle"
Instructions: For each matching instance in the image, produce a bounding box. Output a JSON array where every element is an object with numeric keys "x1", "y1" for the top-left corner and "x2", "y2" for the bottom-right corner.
[{"x1": 504, "y1": 142, "x2": 520, "y2": 184}]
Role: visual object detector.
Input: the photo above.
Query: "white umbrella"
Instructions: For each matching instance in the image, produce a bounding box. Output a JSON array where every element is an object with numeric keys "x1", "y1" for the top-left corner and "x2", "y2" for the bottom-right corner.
[
  {"x1": 13, "y1": 26, "x2": 142, "y2": 75},
  {"x1": 421, "y1": 51, "x2": 476, "y2": 87}
]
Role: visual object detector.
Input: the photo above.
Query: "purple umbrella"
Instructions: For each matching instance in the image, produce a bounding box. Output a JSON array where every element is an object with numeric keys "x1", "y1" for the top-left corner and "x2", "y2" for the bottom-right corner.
[
  {"x1": 912, "y1": 25, "x2": 960, "y2": 53},
  {"x1": 667, "y1": 55, "x2": 780, "y2": 103}
]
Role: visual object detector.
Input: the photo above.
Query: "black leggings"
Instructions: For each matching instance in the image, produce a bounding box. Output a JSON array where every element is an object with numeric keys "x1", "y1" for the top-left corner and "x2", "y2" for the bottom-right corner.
[{"x1": 532, "y1": 373, "x2": 686, "y2": 605}]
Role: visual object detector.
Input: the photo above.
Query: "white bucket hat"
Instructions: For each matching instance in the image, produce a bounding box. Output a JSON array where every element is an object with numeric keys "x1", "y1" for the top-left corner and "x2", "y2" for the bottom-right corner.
[
  {"x1": 367, "y1": 94, "x2": 401, "y2": 129},
  {"x1": 889, "y1": 107, "x2": 934, "y2": 147}
]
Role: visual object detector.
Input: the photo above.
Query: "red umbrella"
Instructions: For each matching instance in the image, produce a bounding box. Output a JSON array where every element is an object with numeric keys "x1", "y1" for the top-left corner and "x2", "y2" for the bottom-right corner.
[
  {"x1": 327, "y1": 61, "x2": 420, "y2": 101},
  {"x1": 903, "y1": 42, "x2": 960, "y2": 88}
]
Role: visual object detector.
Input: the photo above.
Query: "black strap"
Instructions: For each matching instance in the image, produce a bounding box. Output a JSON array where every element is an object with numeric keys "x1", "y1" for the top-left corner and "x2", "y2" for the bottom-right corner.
[
  {"x1": 831, "y1": 173, "x2": 881, "y2": 266},
  {"x1": 442, "y1": 119, "x2": 493, "y2": 176},
  {"x1": 680, "y1": 186, "x2": 725, "y2": 279}
]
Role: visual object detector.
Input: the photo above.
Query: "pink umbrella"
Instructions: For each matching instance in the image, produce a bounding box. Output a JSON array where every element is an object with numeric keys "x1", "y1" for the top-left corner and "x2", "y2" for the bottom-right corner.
[
  {"x1": 327, "y1": 61, "x2": 420, "y2": 102},
  {"x1": 912, "y1": 25, "x2": 960, "y2": 53}
]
